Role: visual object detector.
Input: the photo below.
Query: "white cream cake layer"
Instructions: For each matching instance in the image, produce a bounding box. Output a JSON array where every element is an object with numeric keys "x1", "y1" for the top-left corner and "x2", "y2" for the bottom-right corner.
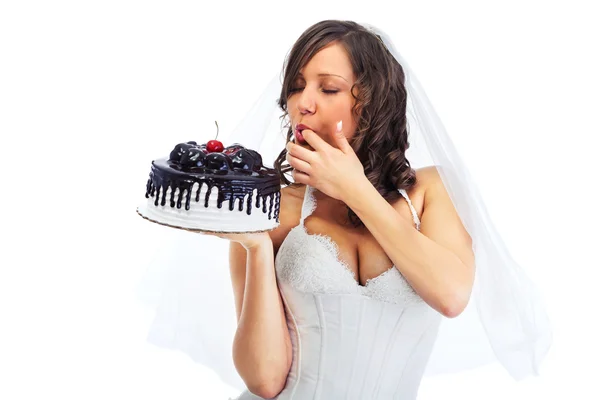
[{"x1": 138, "y1": 182, "x2": 279, "y2": 232}]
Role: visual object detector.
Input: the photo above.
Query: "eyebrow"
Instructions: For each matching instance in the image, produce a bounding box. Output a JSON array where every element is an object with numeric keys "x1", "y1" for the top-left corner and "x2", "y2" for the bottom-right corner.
[{"x1": 298, "y1": 72, "x2": 350, "y2": 83}]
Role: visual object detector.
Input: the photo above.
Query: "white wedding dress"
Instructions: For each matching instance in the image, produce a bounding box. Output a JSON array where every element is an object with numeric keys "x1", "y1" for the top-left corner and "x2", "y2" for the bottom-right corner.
[{"x1": 233, "y1": 185, "x2": 442, "y2": 400}]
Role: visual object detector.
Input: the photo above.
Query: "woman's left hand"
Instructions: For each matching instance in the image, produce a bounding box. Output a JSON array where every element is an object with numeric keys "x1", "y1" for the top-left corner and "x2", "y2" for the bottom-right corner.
[{"x1": 286, "y1": 120, "x2": 367, "y2": 202}]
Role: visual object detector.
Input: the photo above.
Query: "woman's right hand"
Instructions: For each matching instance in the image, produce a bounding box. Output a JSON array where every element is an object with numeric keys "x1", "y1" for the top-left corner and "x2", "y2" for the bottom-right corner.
[{"x1": 198, "y1": 230, "x2": 272, "y2": 251}]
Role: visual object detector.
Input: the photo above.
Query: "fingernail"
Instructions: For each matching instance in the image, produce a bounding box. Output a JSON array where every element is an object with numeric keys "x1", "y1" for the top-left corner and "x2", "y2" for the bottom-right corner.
[{"x1": 337, "y1": 120, "x2": 343, "y2": 132}]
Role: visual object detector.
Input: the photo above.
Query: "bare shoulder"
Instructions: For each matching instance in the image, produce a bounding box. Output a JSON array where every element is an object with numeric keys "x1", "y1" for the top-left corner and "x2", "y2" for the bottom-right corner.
[
  {"x1": 392, "y1": 166, "x2": 437, "y2": 221},
  {"x1": 416, "y1": 165, "x2": 442, "y2": 191},
  {"x1": 416, "y1": 165, "x2": 453, "y2": 206},
  {"x1": 411, "y1": 165, "x2": 446, "y2": 205},
  {"x1": 268, "y1": 184, "x2": 305, "y2": 253}
]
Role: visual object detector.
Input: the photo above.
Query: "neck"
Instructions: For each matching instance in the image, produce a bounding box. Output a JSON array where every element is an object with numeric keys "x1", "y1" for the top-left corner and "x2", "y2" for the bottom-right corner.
[{"x1": 310, "y1": 187, "x2": 349, "y2": 219}]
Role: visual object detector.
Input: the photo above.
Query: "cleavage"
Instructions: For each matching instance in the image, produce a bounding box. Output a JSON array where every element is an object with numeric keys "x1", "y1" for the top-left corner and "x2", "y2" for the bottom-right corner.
[{"x1": 303, "y1": 212, "x2": 394, "y2": 287}]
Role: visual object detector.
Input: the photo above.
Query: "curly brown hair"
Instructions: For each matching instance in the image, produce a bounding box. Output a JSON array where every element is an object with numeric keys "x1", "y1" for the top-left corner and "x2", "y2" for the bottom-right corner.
[{"x1": 274, "y1": 20, "x2": 417, "y2": 227}]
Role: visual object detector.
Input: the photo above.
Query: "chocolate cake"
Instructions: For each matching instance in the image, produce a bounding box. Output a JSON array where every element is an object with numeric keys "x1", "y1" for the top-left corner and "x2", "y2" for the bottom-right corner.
[{"x1": 137, "y1": 141, "x2": 281, "y2": 233}]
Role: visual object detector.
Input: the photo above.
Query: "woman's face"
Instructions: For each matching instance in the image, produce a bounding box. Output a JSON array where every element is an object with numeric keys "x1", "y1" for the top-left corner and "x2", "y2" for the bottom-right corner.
[{"x1": 287, "y1": 42, "x2": 358, "y2": 150}]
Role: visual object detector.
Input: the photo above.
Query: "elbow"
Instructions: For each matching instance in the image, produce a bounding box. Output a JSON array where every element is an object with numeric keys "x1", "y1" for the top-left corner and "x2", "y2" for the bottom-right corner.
[
  {"x1": 235, "y1": 364, "x2": 288, "y2": 398},
  {"x1": 440, "y1": 300, "x2": 466, "y2": 318},
  {"x1": 439, "y1": 289, "x2": 471, "y2": 319},
  {"x1": 232, "y1": 334, "x2": 291, "y2": 398},
  {"x1": 247, "y1": 376, "x2": 287, "y2": 399},
  {"x1": 439, "y1": 263, "x2": 474, "y2": 318}
]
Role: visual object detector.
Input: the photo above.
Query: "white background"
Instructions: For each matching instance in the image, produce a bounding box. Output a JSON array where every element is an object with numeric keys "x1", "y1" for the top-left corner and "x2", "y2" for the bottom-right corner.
[{"x1": 1, "y1": 0, "x2": 599, "y2": 399}]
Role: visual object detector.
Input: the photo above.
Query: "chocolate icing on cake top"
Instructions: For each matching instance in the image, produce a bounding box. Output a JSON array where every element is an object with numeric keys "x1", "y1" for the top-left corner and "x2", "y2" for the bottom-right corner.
[{"x1": 145, "y1": 142, "x2": 281, "y2": 221}]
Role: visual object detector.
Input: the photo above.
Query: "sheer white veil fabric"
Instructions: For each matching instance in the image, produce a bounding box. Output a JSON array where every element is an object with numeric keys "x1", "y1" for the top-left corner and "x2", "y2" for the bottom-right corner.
[{"x1": 136, "y1": 21, "x2": 552, "y2": 392}]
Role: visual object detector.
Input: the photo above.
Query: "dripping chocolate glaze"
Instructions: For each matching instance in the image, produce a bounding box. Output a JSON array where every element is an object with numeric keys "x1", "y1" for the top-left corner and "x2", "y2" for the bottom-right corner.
[{"x1": 145, "y1": 158, "x2": 281, "y2": 221}]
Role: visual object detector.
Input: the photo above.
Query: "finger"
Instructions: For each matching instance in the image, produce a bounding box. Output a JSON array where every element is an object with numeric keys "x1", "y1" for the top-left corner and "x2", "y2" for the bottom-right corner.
[
  {"x1": 291, "y1": 169, "x2": 311, "y2": 185},
  {"x1": 333, "y1": 120, "x2": 352, "y2": 153},
  {"x1": 301, "y1": 129, "x2": 330, "y2": 153},
  {"x1": 286, "y1": 153, "x2": 312, "y2": 174},
  {"x1": 287, "y1": 141, "x2": 317, "y2": 163}
]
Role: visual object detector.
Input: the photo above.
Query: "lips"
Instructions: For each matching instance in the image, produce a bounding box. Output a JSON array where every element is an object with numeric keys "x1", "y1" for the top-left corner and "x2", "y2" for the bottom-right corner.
[
  {"x1": 294, "y1": 129, "x2": 305, "y2": 144},
  {"x1": 294, "y1": 123, "x2": 312, "y2": 144}
]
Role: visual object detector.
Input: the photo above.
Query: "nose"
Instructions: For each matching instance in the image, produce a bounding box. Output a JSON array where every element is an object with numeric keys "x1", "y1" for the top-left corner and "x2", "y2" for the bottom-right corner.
[{"x1": 297, "y1": 89, "x2": 316, "y2": 115}]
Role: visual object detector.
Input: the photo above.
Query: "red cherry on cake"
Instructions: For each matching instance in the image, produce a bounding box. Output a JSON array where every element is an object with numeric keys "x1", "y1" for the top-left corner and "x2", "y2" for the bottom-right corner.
[
  {"x1": 206, "y1": 120, "x2": 224, "y2": 153},
  {"x1": 206, "y1": 140, "x2": 224, "y2": 153}
]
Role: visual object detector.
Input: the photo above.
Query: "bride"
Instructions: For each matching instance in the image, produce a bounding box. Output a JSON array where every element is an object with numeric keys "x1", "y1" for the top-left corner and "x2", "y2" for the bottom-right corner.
[{"x1": 139, "y1": 20, "x2": 551, "y2": 399}]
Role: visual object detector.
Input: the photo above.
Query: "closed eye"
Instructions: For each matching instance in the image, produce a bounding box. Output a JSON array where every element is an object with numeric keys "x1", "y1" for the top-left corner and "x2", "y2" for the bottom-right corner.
[{"x1": 289, "y1": 87, "x2": 339, "y2": 95}]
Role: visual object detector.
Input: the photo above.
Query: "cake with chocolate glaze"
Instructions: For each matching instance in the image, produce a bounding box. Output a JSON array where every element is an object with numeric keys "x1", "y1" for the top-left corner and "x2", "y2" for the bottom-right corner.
[{"x1": 137, "y1": 140, "x2": 281, "y2": 233}]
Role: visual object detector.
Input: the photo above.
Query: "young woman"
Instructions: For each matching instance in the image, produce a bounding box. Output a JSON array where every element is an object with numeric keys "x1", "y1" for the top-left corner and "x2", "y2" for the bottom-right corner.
[{"x1": 142, "y1": 20, "x2": 551, "y2": 400}]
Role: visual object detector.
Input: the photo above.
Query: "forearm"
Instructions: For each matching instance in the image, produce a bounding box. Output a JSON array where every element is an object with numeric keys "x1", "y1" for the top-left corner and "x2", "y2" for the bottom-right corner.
[
  {"x1": 232, "y1": 241, "x2": 291, "y2": 393},
  {"x1": 346, "y1": 179, "x2": 470, "y2": 316}
]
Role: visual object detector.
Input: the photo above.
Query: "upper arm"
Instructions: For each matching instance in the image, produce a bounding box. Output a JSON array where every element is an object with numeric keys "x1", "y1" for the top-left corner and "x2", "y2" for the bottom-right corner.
[{"x1": 419, "y1": 166, "x2": 475, "y2": 273}]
